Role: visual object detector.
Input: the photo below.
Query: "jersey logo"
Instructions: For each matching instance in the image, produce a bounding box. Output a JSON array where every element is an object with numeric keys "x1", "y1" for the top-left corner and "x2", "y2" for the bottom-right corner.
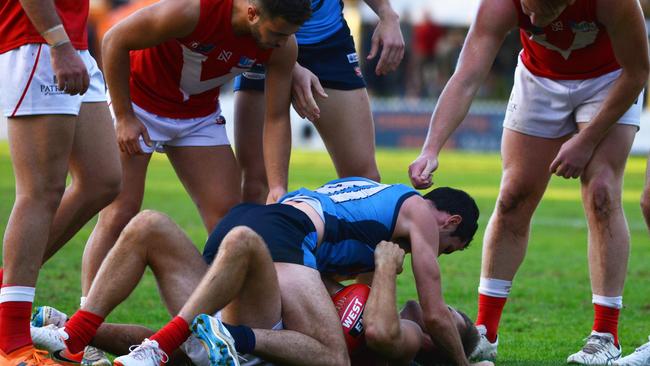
[
  {"x1": 217, "y1": 50, "x2": 233, "y2": 62},
  {"x1": 237, "y1": 56, "x2": 256, "y2": 68},
  {"x1": 526, "y1": 21, "x2": 599, "y2": 60},
  {"x1": 315, "y1": 180, "x2": 390, "y2": 203}
]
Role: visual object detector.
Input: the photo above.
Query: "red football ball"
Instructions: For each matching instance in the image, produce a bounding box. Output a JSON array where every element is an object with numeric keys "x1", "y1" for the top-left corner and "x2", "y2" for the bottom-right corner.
[{"x1": 332, "y1": 284, "x2": 371, "y2": 353}]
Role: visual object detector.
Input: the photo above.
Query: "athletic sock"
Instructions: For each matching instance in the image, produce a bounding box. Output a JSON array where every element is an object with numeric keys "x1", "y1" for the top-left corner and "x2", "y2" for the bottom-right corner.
[
  {"x1": 0, "y1": 268, "x2": 4, "y2": 285},
  {"x1": 0, "y1": 286, "x2": 35, "y2": 353},
  {"x1": 592, "y1": 298, "x2": 621, "y2": 347},
  {"x1": 476, "y1": 277, "x2": 512, "y2": 343},
  {"x1": 63, "y1": 310, "x2": 105, "y2": 354},
  {"x1": 223, "y1": 323, "x2": 256, "y2": 354},
  {"x1": 150, "y1": 317, "x2": 191, "y2": 356}
]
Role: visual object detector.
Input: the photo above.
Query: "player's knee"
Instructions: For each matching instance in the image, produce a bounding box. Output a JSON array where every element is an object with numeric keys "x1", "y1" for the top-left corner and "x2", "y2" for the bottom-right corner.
[
  {"x1": 641, "y1": 189, "x2": 650, "y2": 219},
  {"x1": 220, "y1": 226, "x2": 264, "y2": 254},
  {"x1": 585, "y1": 179, "x2": 619, "y2": 220},
  {"x1": 242, "y1": 178, "x2": 268, "y2": 204},
  {"x1": 124, "y1": 210, "x2": 173, "y2": 240},
  {"x1": 495, "y1": 187, "x2": 531, "y2": 217},
  {"x1": 18, "y1": 182, "x2": 66, "y2": 213}
]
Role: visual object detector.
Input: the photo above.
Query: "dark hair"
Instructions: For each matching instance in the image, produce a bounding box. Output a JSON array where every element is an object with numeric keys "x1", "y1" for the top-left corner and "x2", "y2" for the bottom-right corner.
[
  {"x1": 253, "y1": 0, "x2": 312, "y2": 26},
  {"x1": 414, "y1": 309, "x2": 480, "y2": 365},
  {"x1": 423, "y1": 187, "x2": 479, "y2": 248}
]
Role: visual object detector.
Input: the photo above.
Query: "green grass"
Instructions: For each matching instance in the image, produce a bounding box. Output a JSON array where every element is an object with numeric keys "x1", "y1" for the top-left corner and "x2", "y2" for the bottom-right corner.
[{"x1": 1, "y1": 142, "x2": 650, "y2": 365}]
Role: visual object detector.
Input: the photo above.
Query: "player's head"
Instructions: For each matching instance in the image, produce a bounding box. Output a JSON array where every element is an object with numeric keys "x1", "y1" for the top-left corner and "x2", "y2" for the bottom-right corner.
[
  {"x1": 413, "y1": 306, "x2": 480, "y2": 364},
  {"x1": 520, "y1": 0, "x2": 576, "y2": 27},
  {"x1": 246, "y1": 0, "x2": 311, "y2": 49},
  {"x1": 423, "y1": 187, "x2": 480, "y2": 255}
]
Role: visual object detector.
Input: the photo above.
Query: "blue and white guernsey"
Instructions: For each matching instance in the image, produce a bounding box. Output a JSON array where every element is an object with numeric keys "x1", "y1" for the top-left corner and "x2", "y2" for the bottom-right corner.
[
  {"x1": 296, "y1": 0, "x2": 346, "y2": 45},
  {"x1": 281, "y1": 177, "x2": 419, "y2": 275}
]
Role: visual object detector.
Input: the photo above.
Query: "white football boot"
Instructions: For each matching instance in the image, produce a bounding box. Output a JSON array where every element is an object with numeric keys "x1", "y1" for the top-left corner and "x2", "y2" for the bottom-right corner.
[
  {"x1": 113, "y1": 339, "x2": 169, "y2": 366},
  {"x1": 32, "y1": 306, "x2": 68, "y2": 328},
  {"x1": 567, "y1": 331, "x2": 622, "y2": 365},
  {"x1": 469, "y1": 325, "x2": 498, "y2": 362},
  {"x1": 31, "y1": 324, "x2": 67, "y2": 353},
  {"x1": 614, "y1": 337, "x2": 650, "y2": 366}
]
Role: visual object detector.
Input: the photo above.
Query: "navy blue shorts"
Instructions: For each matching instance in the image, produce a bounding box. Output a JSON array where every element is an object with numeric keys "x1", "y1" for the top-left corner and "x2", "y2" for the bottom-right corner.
[
  {"x1": 233, "y1": 25, "x2": 366, "y2": 92},
  {"x1": 202, "y1": 203, "x2": 319, "y2": 269}
]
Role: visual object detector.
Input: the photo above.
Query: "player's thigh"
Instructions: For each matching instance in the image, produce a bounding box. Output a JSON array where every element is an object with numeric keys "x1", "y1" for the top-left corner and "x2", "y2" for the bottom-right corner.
[
  {"x1": 7, "y1": 115, "x2": 76, "y2": 190},
  {"x1": 579, "y1": 123, "x2": 636, "y2": 187},
  {"x1": 499, "y1": 128, "x2": 567, "y2": 208},
  {"x1": 166, "y1": 145, "x2": 241, "y2": 228},
  {"x1": 69, "y1": 102, "x2": 121, "y2": 186},
  {"x1": 276, "y1": 263, "x2": 347, "y2": 351},
  {"x1": 132, "y1": 210, "x2": 209, "y2": 315},
  {"x1": 311, "y1": 88, "x2": 378, "y2": 179}
]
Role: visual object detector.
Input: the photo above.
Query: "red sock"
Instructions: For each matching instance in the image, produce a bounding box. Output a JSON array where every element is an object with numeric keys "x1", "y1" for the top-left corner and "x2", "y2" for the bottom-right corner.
[
  {"x1": 0, "y1": 301, "x2": 33, "y2": 353},
  {"x1": 0, "y1": 268, "x2": 4, "y2": 285},
  {"x1": 476, "y1": 294, "x2": 507, "y2": 343},
  {"x1": 593, "y1": 304, "x2": 620, "y2": 346},
  {"x1": 150, "y1": 317, "x2": 191, "y2": 356},
  {"x1": 63, "y1": 310, "x2": 105, "y2": 354}
]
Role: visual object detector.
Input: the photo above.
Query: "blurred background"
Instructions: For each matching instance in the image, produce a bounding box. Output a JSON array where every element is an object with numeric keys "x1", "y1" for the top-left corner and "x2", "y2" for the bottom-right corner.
[{"x1": 2, "y1": 0, "x2": 650, "y2": 153}]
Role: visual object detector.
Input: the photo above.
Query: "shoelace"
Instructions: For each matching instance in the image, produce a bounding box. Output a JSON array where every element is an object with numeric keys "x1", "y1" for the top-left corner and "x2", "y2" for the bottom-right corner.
[
  {"x1": 20, "y1": 348, "x2": 61, "y2": 366},
  {"x1": 127, "y1": 340, "x2": 170, "y2": 364},
  {"x1": 582, "y1": 334, "x2": 614, "y2": 355}
]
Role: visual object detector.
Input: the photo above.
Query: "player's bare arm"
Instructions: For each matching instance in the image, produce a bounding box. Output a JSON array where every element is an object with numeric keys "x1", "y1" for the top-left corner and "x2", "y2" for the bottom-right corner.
[
  {"x1": 549, "y1": 0, "x2": 649, "y2": 178},
  {"x1": 102, "y1": 0, "x2": 200, "y2": 155},
  {"x1": 362, "y1": 0, "x2": 404, "y2": 75},
  {"x1": 364, "y1": 241, "x2": 424, "y2": 363},
  {"x1": 19, "y1": 0, "x2": 89, "y2": 95},
  {"x1": 393, "y1": 196, "x2": 469, "y2": 365},
  {"x1": 408, "y1": 0, "x2": 517, "y2": 189},
  {"x1": 263, "y1": 36, "x2": 298, "y2": 202}
]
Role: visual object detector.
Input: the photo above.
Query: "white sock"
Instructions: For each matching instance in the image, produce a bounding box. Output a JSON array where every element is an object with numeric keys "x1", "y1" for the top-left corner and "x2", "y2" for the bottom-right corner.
[
  {"x1": 478, "y1": 277, "x2": 512, "y2": 298},
  {"x1": 592, "y1": 294, "x2": 623, "y2": 309},
  {"x1": 0, "y1": 286, "x2": 36, "y2": 303}
]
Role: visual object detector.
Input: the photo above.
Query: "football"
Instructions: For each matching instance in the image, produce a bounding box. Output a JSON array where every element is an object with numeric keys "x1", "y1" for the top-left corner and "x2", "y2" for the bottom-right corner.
[{"x1": 332, "y1": 284, "x2": 371, "y2": 353}]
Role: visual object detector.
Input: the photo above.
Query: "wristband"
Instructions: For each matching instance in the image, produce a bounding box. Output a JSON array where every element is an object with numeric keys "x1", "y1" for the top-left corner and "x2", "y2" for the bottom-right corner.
[{"x1": 41, "y1": 24, "x2": 70, "y2": 48}]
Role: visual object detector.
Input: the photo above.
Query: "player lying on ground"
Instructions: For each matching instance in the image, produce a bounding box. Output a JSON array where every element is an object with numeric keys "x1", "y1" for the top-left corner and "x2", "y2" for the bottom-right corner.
[
  {"x1": 32, "y1": 177, "x2": 480, "y2": 365},
  {"x1": 33, "y1": 242, "x2": 491, "y2": 366}
]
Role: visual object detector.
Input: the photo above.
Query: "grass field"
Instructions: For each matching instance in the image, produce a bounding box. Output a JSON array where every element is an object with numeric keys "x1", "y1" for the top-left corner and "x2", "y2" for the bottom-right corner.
[{"x1": 1, "y1": 142, "x2": 650, "y2": 365}]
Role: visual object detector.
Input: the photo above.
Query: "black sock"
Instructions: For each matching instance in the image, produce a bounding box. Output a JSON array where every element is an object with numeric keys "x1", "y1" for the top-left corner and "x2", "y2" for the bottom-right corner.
[{"x1": 222, "y1": 323, "x2": 256, "y2": 354}]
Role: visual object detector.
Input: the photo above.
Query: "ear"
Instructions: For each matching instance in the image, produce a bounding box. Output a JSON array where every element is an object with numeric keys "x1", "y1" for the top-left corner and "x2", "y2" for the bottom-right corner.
[
  {"x1": 441, "y1": 214, "x2": 462, "y2": 231},
  {"x1": 247, "y1": 4, "x2": 259, "y2": 22}
]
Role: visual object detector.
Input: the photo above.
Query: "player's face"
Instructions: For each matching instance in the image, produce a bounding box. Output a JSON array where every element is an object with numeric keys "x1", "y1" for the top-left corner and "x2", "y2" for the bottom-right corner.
[
  {"x1": 520, "y1": 0, "x2": 575, "y2": 27},
  {"x1": 438, "y1": 234, "x2": 467, "y2": 256},
  {"x1": 251, "y1": 15, "x2": 299, "y2": 49}
]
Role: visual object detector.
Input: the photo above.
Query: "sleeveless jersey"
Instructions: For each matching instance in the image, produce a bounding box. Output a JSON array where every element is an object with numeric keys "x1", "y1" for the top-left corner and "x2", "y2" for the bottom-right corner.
[
  {"x1": 0, "y1": 0, "x2": 89, "y2": 54},
  {"x1": 296, "y1": 0, "x2": 345, "y2": 45},
  {"x1": 281, "y1": 177, "x2": 419, "y2": 275},
  {"x1": 513, "y1": 0, "x2": 619, "y2": 80},
  {"x1": 129, "y1": 0, "x2": 273, "y2": 118}
]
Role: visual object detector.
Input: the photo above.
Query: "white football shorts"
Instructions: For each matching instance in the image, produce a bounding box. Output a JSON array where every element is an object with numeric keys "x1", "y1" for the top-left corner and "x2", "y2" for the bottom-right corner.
[
  {"x1": 110, "y1": 100, "x2": 230, "y2": 154},
  {"x1": 504, "y1": 60, "x2": 643, "y2": 138},
  {"x1": 0, "y1": 43, "x2": 106, "y2": 117}
]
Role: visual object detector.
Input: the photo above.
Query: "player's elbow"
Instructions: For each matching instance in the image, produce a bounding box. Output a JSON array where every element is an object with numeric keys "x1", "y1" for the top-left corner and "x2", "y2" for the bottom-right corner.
[{"x1": 364, "y1": 322, "x2": 401, "y2": 353}]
